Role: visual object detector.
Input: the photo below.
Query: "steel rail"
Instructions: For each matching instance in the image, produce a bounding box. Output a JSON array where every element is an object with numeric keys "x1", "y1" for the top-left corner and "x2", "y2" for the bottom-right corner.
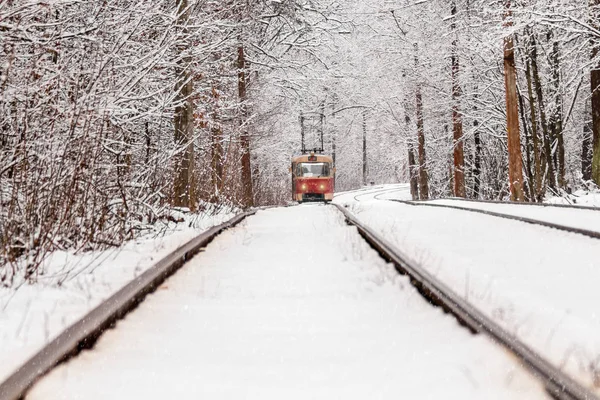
[
  {"x1": 333, "y1": 203, "x2": 598, "y2": 400},
  {"x1": 386, "y1": 199, "x2": 600, "y2": 241},
  {"x1": 0, "y1": 210, "x2": 256, "y2": 400},
  {"x1": 428, "y1": 196, "x2": 600, "y2": 212},
  {"x1": 371, "y1": 187, "x2": 411, "y2": 201},
  {"x1": 349, "y1": 186, "x2": 409, "y2": 202},
  {"x1": 332, "y1": 185, "x2": 385, "y2": 198},
  {"x1": 332, "y1": 184, "x2": 409, "y2": 200},
  {"x1": 353, "y1": 187, "x2": 396, "y2": 202}
]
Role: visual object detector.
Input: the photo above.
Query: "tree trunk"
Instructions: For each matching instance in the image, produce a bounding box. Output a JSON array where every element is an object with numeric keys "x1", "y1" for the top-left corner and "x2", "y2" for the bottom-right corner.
[
  {"x1": 583, "y1": 99, "x2": 593, "y2": 181},
  {"x1": 173, "y1": 0, "x2": 195, "y2": 209},
  {"x1": 416, "y1": 89, "x2": 429, "y2": 200},
  {"x1": 211, "y1": 85, "x2": 224, "y2": 197},
  {"x1": 549, "y1": 36, "x2": 566, "y2": 188},
  {"x1": 332, "y1": 129, "x2": 336, "y2": 167},
  {"x1": 591, "y1": 0, "x2": 600, "y2": 185},
  {"x1": 362, "y1": 110, "x2": 368, "y2": 186},
  {"x1": 530, "y1": 33, "x2": 557, "y2": 191},
  {"x1": 404, "y1": 107, "x2": 419, "y2": 200},
  {"x1": 473, "y1": 124, "x2": 482, "y2": 198},
  {"x1": 451, "y1": 0, "x2": 465, "y2": 198},
  {"x1": 145, "y1": 121, "x2": 151, "y2": 165},
  {"x1": 446, "y1": 126, "x2": 454, "y2": 196},
  {"x1": 415, "y1": 44, "x2": 429, "y2": 200},
  {"x1": 330, "y1": 93, "x2": 337, "y2": 173},
  {"x1": 503, "y1": 2, "x2": 525, "y2": 201},
  {"x1": 519, "y1": 91, "x2": 534, "y2": 201},
  {"x1": 237, "y1": 44, "x2": 253, "y2": 207},
  {"x1": 408, "y1": 144, "x2": 419, "y2": 200},
  {"x1": 524, "y1": 33, "x2": 544, "y2": 201}
]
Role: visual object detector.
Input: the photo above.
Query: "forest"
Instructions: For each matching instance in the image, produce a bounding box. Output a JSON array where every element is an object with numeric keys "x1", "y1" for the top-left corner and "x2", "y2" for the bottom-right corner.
[{"x1": 1, "y1": 0, "x2": 599, "y2": 281}]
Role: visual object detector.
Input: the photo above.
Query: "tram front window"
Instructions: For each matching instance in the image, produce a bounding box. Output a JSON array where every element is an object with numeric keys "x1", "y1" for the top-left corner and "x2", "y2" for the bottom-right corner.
[{"x1": 297, "y1": 162, "x2": 329, "y2": 177}]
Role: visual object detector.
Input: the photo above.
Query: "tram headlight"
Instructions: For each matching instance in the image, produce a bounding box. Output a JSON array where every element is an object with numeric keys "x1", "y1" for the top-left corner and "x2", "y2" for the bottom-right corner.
[
  {"x1": 320, "y1": 184, "x2": 325, "y2": 191},
  {"x1": 302, "y1": 184, "x2": 307, "y2": 191}
]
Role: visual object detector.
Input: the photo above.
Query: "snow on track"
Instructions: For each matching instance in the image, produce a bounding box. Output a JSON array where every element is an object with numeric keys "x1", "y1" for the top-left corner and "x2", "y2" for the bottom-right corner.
[
  {"x1": 27, "y1": 206, "x2": 548, "y2": 399},
  {"x1": 334, "y1": 186, "x2": 600, "y2": 392},
  {"x1": 334, "y1": 183, "x2": 410, "y2": 203},
  {"x1": 427, "y1": 198, "x2": 600, "y2": 234}
]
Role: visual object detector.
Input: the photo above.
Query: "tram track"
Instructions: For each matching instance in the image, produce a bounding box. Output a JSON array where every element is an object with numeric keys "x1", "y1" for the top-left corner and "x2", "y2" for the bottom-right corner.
[
  {"x1": 334, "y1": 186, "x2": 395, "y2": 202},
  {"x1": 334, "y1": 203, "x2": 598, "y2": 400},
  {"x1": 332, "y1": 184, "x2": 409, "y2": 203},
  {"x1": 0, "y1": 210, "x2": 256, "y2": 400},
  {"x1": 371, "y1": 187, "x2": 410, "y2": 201},
  {"x1": 2, "y1": 202, "x2": 597, "y2": 400},
  {"x1": 384, "y1": 199, "x2": 600, "y2": 241},
  {"x1": 433, "y1": 196, "x2": 600, "y2": 212},
  {"x1": 352, "y1": 188, "x2": 393, "y2": 202}
]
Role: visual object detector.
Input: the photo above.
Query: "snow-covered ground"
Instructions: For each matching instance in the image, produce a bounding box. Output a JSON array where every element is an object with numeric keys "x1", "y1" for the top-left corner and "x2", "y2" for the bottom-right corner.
[
  {"x1": 546, "y1": 189, "x2": 600, "y2": 208},
  {"x1": 28, "y1": 206, "x2": 548, "y2": 399},
  {"x1": 0, "y1": 208, "x2": 236, "y2": 384},
  {"x1": 334, "y1": 185, "x2": 600, "y2": 393},
  {"x1": 425, "y1": 198, "x2": 600, "y2": 233}
]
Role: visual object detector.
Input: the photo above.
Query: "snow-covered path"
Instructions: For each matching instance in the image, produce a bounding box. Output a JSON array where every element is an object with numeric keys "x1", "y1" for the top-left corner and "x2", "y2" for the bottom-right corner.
[
  {"x1": 334, "y1": 185, "x2": 600, "y2": 393},
  {"x1": 27, "y1": 206, "x2": 547, "y2": 399}
]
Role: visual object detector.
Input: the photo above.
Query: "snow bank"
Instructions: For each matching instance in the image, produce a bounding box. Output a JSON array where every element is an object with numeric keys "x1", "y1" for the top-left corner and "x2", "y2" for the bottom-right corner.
[
  {"x1": 0, "y1": 207, "x2": 236, "y2": 383},
  {"x1": 546, "y1": 189, "x2": 600, "y2": 208}
]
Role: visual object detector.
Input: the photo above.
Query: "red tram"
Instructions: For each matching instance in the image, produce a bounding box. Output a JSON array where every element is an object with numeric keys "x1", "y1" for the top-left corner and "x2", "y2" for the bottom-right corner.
[{"x1": 291, "y1": 152, "x2": 335, "y2": 202}]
